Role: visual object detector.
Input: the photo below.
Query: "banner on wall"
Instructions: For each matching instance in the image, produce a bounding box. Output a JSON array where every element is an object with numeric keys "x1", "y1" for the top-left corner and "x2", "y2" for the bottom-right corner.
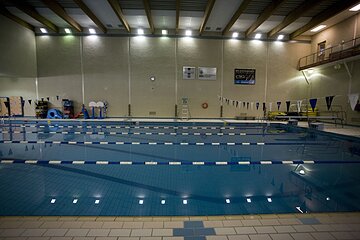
[
  {"x1": 183, "y1": 66, "x2": 196, "y2": 80},
  {"x1": 325, "y1": 96, "x2": 335, "y2": 110},
  {"x1": 234, "y1": 69, "x2": 256, "y2": 85},
  {"x1": 198, "y1": 67, "x2": 217, "y2": 80},
  {"x1": 309, "y1": 98, "x2": 317, "y2": 112}
]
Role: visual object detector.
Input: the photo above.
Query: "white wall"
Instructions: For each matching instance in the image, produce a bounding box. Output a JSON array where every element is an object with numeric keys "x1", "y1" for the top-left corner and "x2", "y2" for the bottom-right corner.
[
  {"x1": 308, "y1": 14, "x2": 360, "y2": 125},
  {"x1": 0, "y1": 15, "x2": 37, "y2": 116}
]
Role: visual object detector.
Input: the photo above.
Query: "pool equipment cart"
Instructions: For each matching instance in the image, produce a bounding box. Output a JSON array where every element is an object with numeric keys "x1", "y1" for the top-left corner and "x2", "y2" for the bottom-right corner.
[{"x1": 62, "y1": 99, "x2": 74, "y2": 119}]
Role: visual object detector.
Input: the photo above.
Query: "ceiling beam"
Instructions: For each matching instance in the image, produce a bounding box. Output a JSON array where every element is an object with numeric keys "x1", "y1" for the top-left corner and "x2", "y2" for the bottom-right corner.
[
  {"x1": 107, "y1": 0, "x2": 130, "y2": 33},
  {"x1": 143, "y1": 0, "x2": 154, "y2": 34},
  {"x1": 268, "y1": 0, "x2": 326, "y2": 38},
  {"x1": 41, "y1": 0, "x2": 82, "y2": 32},
  {"x1": 12, "y1": 0, "x2": 58, "y2": 32},
  {"x1": 176, "y1": 0, "x2": 180, "y2": 33},
  {"x1": 290, "y1": 0, "x2": 359, "y2": 39},
  {"x1": 73, "y1": 0, "x2": 107, "y2": 33},
  {"x1": 222, "y1": 0, "x2": 252, "y2": 35},
  {"x1": 245, "y1": 0, "x2": 287, "y2": 38},
  {"x1": 0, "y1": 6, "x2": 34, "y2": 31},
  {"x1": 199, "y1": 0, "x2": 216, "y2": 35}
]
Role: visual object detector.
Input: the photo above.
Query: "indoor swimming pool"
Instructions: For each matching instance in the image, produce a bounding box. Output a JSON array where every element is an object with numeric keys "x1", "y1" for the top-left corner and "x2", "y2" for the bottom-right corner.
[{"x1": 0, "y1": 120, "x2": 360, "y2": 216}]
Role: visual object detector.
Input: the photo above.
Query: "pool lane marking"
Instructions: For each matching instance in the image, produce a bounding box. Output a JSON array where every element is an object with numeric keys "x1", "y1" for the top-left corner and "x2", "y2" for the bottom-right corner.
[
  {"x1": 2, "y1": 159, "x2": 360, "y2": 165},
  {"x1": 0, "y1": 140, "x2": 331, "y2": 146}
]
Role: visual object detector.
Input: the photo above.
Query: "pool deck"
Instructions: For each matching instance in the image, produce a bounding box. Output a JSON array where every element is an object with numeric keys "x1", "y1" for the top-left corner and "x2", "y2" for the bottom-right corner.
[
  {"x1": 1, "y1": 212, "x2": 360, "y2": 240},
  {"x1": 1, "y1": 119, "x2": 360, "y2": 239}
]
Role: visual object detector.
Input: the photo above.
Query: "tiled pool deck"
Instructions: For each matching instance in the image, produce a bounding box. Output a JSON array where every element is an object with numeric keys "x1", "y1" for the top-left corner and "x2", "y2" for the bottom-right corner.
[
  {"x1": 1, "y1": 213, "x2": 360, "y2": 240},
  {"x1": 1, "y1": 120, "x2": 360, "y2": 240}
]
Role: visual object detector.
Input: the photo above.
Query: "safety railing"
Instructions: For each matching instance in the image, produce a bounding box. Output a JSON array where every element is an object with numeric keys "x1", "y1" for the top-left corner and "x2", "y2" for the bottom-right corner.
[{"x1": 298, "y1": 37, "x2": 360, "y2": 70}]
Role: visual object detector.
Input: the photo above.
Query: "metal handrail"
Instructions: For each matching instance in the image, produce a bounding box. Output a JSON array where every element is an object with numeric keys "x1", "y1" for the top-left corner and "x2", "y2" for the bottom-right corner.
[{"x1": 298, "y1": 37, "x2": 360, "y2": 70}]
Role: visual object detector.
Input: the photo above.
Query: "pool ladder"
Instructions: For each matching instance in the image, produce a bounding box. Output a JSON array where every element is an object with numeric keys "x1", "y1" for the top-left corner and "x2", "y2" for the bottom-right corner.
[{"x1": 181, "y1": 97, "x2": 189, "y2": 121}]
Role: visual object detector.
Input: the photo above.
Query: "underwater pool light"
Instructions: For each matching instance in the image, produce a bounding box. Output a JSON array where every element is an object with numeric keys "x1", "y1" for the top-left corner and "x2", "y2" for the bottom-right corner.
[
  {"x1": 267, "y1": 197, "x2": 272, "y2": 203},
  {"x1": 246, "y1": 198, "x2": 252, "y2": 203},
  {"x1": 139, "y1": 199, "x2": 144, "y2": 205},
  {"x1": 183, "y1": 199, "x2": 188, "y2": 205},
  {"x1": 299, "y1": 169, "x2": 305, "y2": 175},
  {"x1": 73, "y1": 199, "x2": 78, "y2": 204},
  {"x1": 50, "y1": 198, "x2": 56, "y2": 204},
  {"x1": 226, "y1": 199, "x2": 231, "y2": 204},
  {"x1": 95, "y1": 199, "x2": 100, "y2": 204},
  {"x1": 326, "y1": 197, "x2": 330, "y2": 201},
  {"x1": 161, "y1": 199, "x2": 166, "y2": 205}
]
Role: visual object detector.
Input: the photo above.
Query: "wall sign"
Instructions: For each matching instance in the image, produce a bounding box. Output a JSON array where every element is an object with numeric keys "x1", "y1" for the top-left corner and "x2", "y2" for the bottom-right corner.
[
  {"x1": 234, "y1": 69, "x2": 256, "y2": 85},
  {"x1": 183, "y1": 66, "x2": 196, "y2": 80},
  {"x1": 198, "y1": 67, "x2": 217, "y2": 80}
]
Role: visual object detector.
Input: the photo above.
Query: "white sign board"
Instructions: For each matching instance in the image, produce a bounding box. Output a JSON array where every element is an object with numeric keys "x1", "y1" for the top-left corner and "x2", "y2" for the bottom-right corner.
[
  {"x1": 183, "y1": 66, "x2": 196, "y2": 80},
  {"x1": 198, "y1": 67, "x2": 217, "y2": 80}
]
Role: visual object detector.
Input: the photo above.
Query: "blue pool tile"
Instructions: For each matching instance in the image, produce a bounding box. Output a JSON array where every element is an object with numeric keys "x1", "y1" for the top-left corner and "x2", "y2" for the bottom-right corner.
[
  {"x1": 193, "y1": 228, "x2": 216, "y2": 236},
  {"x1": 184, "y1": 237, "x2": 206, "y2": 240},
  {"x1": 184, "y1": 221, "x2": 204, "y2": 228},
  {"x1": 299, "y1": 218, "x2": 321, "y2": 225},
  {"x1": 173, "y1": 228, "x2": 194, "y2": 236}
]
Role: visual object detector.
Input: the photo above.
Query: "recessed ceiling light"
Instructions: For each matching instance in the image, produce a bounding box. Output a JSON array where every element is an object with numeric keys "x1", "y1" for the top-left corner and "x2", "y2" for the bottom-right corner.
[
  {"x1": 95, "y1": 199, "x2": 100, "y2": 204},
  {"x1": 73, "y1": 199, "x2": 78, "y2": 204},
  {"x1": 226, "y1": 198, "x2": 231, "y2": 204},
  {"x1": 183, "y1": 199, "x2": 188, "y2": 204},
  {"x1": 277, "y1": 35, "x2": 284, "y2": 40},
  {"x1": 232, "y1": 32, "x2": 239, "y2": 38},
  {"x1": 185, "y1": 30, "x2": 192, "y2": 36},
  {"x1": 267, "y1": 197, "x2": 272, "y2": 203},
  {"x1": 139, "y1": 199, "x2": 144, "y2": 205},
  {"x1": 350, "y1": 3, "x2": 360, "y2": 11},
  {"x1": 89, "y1": 28, "x2": 96, "y2": 34},
  {"x1": 64, "y1": 28, "x2": 71, "y2": 34},
  {"x1": 310, "y1": 25, "x2": 326, "y2": 32},
  {"x1": 161, "y1": 199, "x2": 166, "y2": 204},
  {"x1": 246, "y1": 198, "x2": 252, "y2": 203},
  {"x1": 40, "y1": 28, "x2": 47, "y2": 33},
  {"x1": 50, "y1": 198, "x2": 56, "y2": 204},
  {"x1": 138, "y1": 29, "x2": 144, "y2": 35},
  {"x1": 162, "y1": 29, "x2": 168, "y2": 35},
  {"x1": 255, "y1": 33, "x2": 261, "y2": 39}
]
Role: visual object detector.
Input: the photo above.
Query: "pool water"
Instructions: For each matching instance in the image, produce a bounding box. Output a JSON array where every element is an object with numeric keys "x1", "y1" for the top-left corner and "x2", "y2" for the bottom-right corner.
[{"x1": 0, "y1": 120, "x2": 360, "y2": 216}]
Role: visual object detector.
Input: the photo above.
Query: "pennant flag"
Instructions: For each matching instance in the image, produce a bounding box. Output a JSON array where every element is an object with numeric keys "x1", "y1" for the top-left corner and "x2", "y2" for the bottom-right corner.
[
  {"x1": 348, "y1": 94, "x2": 359, "y2": 111},
  {"x1": 243, "y1": 102, "x2": 246, "y2": 108},
  {"x1": 262, "y1": 102, "x2": 266, "y2": 111},
  {"x1": 247, "y1": 102, "x2": 249, "y2": 109},
  {"x1": 4, "y1": 101, "x2": 10, "y2": 110},
  {"x1": 250, "y1": 102, "x2": 254, "y2": 110},
  {"x1": 236, "y1": 101, "x2": 239, "y2": 108},
  {"x1": 286, "y1": 101, "x2": 291, "y2": 113},
  {"x1": 21, "y1": 100, "x2": 25, "y2": 107},
  {"x1": 232, "y1": 100, "x2": 235, "y2": 106},
  {"x1": 47, "y1": 97, "x2": 50, "y2": 101},
  {"x1": 296, "y1": 100, "x2": 303, "y2": 113},
  {"x1": 41, "y1": 97, "x2": 44, "y2": 101},
  {"x1": 32, "y1": 145, "x2": 35, "y2": 150},
  {"x1": 28, "y1": 99, "x2": 32, "y2": 105},
  {"x1": 269, "y1": 102, "x2": 273, "y2": 112},
  {"x1": 8, "y1": 148, "x2": 13, "y2": 155},
  {"x1": 277, "y1": 101, "x2": 281, "y2": 110},
  {"x1": 256, "y1": 102, "x2": 259, "y2": 110},
  {"x1": 325, "y1": 96, "x2": 334, "y2": 110},
  {"x1": 56, "y1": 95, "x2": 60, "y2": 100},
  {"x1": 309, "y1": 98, "x2": 317, "y2": 112},
  {"x1": 25, "y1": 145, "x2": 28, "y2": 151}
]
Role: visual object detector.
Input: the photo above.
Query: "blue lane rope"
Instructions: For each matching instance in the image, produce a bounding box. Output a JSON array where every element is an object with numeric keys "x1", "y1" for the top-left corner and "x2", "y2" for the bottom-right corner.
[{"x1": 0, "y1": 159, "x2": 359, "y2": 165}]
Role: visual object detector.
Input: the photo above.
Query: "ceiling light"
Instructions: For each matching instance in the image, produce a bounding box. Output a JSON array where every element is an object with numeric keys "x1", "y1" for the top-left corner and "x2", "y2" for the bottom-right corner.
[
  {"x1": 138, "y1": 29, "x2": 144, "y2": 35},
  {"x1": 161, "y1": 199, "x2": 166, "y2": 204},
  {"x1": 50, "y1": 198, "x2": 56, "y2": 204},
  {"x1": 350, "y1": 3, "x2": 360, "y2": 11},
  {"x1": 64, "y1": 28, "x2": 71, "y2": 34},
  {"x1": 73, "y1": 199, "x2": 78, "y2": 204},
  {"x1": 307, "y1": 69, "x2": 314, "y2": 74},
  {"x1": 310, "y1": 25, "x2": 326, "y2": 32},
  {"x1": 139, "y1": 199, "x2": 144, "y2": 205},
  {"x1": 226, "y1": 199, "x2": 231, "y2": 204},
  {"x1": 40, "y1": 28, "x2": 47, "y2": 33},
  {"x1": 246, "y1": 198, "x2": 252, "y2": 203},
  {"x1": 89, "y1": 28, "x2": 96, "y2": 34},
  {"x1": 95, "y1": 199, "x2": 100, "y2": 204},
  {"x1": 232, "y1": 32, "x2": 239, "y2": 38},
  {"x1": 162, "y1": 29, "x2": 168, "y2": 35},
  {"x1": 255, "y1": 33, "x2": 261, "y2": 39},
  {"x1": 277, "y1": 35, "x2": 284, "y2": 40},
  {"x1": 267, "y1": 197, "x2": 272, "y2": 203},
  {"x1": 185, "y1": 30, "x2": 192, "y2": 36},
  {"x1": 183, "y1": 199, "x2": 188, "y2": 204}
]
